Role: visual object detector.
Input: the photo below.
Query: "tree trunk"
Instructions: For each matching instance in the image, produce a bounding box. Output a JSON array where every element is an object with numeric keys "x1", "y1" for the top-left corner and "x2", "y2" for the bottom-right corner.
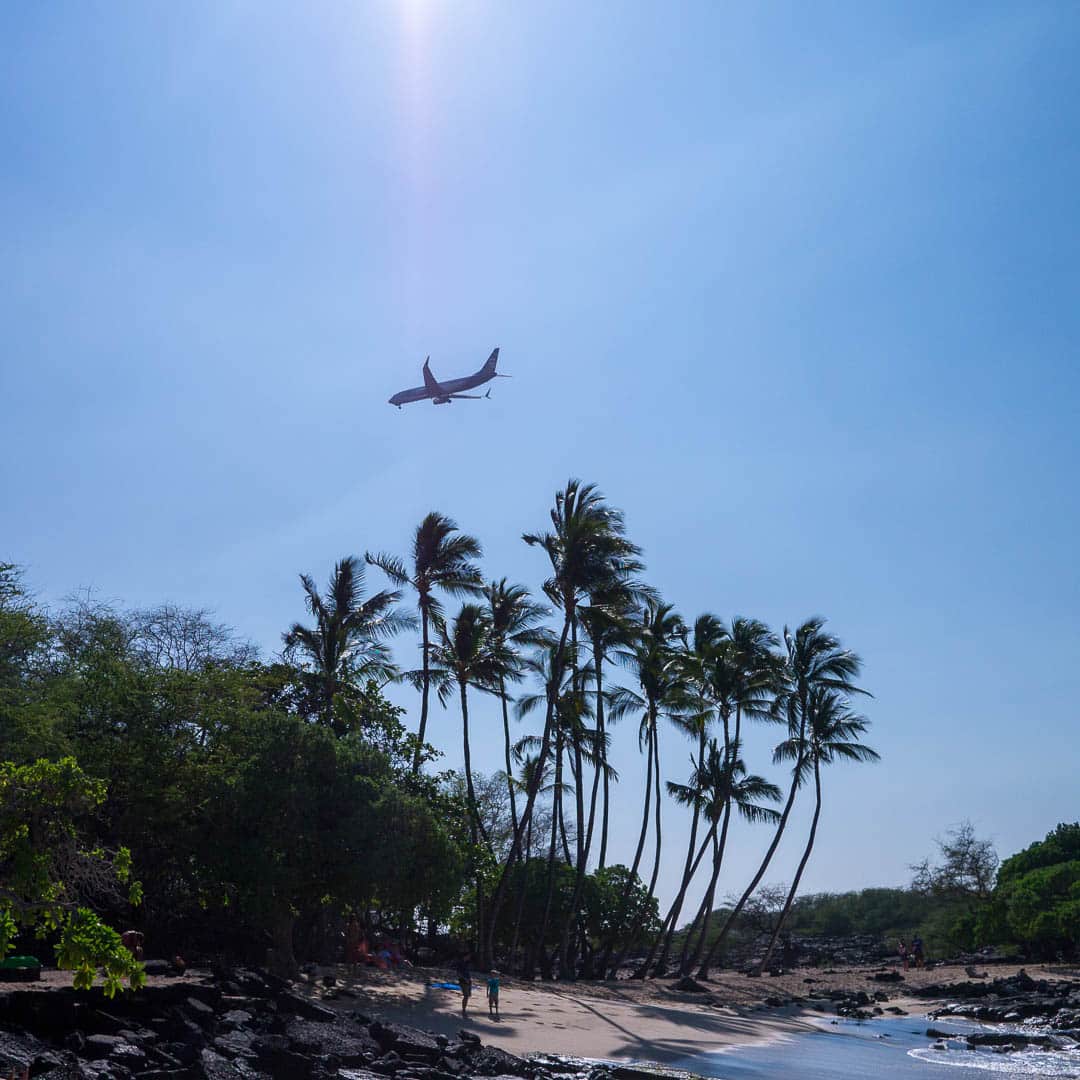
[
  {"x1": 619, "y1": 722, "x2": 665, "y2": 976},
  {"x1": 484, "y1": 619, "x2": 571, "y2": 966},
  {"x1": 510, "y1": 812, "x2": 534, "y2": 971},
  {"x1": 500, "y1": 675, "x2": 519, "y2": 837},
  {"x1": 757, "y1": 756, "x2": 822, "y2": 973},
  {"x1": 598, "y1": 712, "x2": 654, "y2": 977},
  {"x1": 460, "y1": 679, "x2": 485, "y2": 955},
  {"x1": 560, "y1": 637, "x2": 606, "y2": 978},
  {"x1": 268, "y1": 911, "x2": 298, "y2": 979},
  {"x1": 683, "y1": 794, "x2": 733, "y2": 973},
  {"x1": 532, "y1": 727, "x2": 564, "y2": 978},
  {"x1": 696, "y1": 743, "x2": 805, "y2": 980},
  {"x1": 412, "y1": 602, "x2": 431, "y2": 773},
  {"x1": 650, "y1": 725, "x2": 707, "y2": 975}
]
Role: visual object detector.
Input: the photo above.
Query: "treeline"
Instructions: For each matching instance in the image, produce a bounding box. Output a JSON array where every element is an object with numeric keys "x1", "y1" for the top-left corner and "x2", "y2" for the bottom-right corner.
[
  {"x1": 679, "y1": 821, "x2": 1080, "y2": 965},
  {"x1": 0, "y1": 479, "x2": 881, "y2": 985}
]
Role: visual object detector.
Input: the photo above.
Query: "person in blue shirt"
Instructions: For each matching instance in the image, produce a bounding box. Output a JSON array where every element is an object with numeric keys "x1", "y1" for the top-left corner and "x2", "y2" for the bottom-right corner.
[{"x1": 486, "y1": 970, "x2": 500, "y2": 1019}]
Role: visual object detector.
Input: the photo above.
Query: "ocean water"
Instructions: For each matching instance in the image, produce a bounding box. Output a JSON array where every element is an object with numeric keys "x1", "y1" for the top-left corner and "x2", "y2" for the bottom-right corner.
[{"x1": 676, "y1": 1014, "x2": 1080, "y2": 1080}]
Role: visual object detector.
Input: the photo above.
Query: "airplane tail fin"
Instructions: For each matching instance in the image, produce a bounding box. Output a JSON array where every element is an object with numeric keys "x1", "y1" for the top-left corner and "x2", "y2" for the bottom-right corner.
[{"x1": 482, "y1": 347, "x2": 499, "y2": 374}]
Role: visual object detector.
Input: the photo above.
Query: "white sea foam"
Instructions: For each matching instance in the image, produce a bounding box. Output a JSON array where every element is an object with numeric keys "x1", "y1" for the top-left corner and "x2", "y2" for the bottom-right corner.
[{"x1": 909, "y1": 1045, "x2": 1080, "y2": 1077}]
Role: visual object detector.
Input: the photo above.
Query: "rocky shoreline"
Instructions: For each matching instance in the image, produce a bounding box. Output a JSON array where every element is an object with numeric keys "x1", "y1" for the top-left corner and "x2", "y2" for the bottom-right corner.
[
  {"x1": 0, "y1": 967, "x2": 700, "y2": 1080},
  {"x1": 4, "y1": 964, "x2": 1079, "y2": 1079}
]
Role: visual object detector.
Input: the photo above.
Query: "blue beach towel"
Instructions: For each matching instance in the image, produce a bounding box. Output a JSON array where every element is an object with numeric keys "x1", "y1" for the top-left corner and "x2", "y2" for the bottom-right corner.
[{"x1": 431, "y1": 981, "x2": 462, "y2": 991}]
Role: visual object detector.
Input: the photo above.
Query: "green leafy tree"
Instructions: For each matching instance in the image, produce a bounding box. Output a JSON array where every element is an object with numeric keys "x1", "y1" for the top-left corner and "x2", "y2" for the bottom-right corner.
[{"x1": 0, "y1": 757, "x2": 144, "y2": 996}]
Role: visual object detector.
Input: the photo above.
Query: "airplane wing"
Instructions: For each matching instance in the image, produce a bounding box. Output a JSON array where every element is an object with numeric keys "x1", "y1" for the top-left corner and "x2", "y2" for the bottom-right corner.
[{"x1": 422, "y1": 357, "x2": 444, "y2": 394}]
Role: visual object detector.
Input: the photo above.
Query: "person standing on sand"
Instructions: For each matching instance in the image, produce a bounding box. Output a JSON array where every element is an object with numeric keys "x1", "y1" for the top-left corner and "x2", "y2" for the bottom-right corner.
[
  {"x1": 898, "y1": 939, "x2": 909, "y2": 970},
  {"x1": 912, "y1": 936, "x2": 925, "y2": 968},
  {"x1": 487, "y1": 970, "x2": 500, "y2": 1019},
  {"x1": 454, "y1": 953, "x2": 472, "y2": 1016}
]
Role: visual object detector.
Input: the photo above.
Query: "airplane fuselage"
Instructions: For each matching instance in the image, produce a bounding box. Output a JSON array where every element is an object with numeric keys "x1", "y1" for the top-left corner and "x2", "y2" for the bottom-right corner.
[{"x1": 389, "y1": 348, "x2": 503, "y2": 407}]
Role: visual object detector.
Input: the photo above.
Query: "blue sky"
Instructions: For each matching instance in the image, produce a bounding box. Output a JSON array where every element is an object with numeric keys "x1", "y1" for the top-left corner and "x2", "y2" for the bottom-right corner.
[{"x1": 3, "y1": 1, "x2": 1078, "y2": 910}]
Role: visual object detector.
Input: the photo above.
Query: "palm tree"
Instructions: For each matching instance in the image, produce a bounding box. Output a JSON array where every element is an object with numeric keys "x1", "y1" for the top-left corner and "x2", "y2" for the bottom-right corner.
[
  {"x1": 601, "y1": 599, "x2": 685, "y2": 977},
  {"x1": 641, "y1": 614, "x2": 724, "y2": 976},
  {"x1": 513, "y1": 641, "x2": 595, "y2": 976},
  {"x1": 428, "y1": 603, "x2": 515, "y2": 953},
  {"x1": 755, "y1": 689, "x2": 879, "y2": 971},
  {"x1": 282, "y1": 555, "x2": 412, "y2": 734},
  {"x1": 367, "y1": 513, "x2": 483, "y2": 772},
  {"x1": 486, "y1": 479, "x2": 641, "y2": 968},
  {"x1": 677, "y1": 618, "x2": 779, "y2": 974},
  {"x1": 696, "y1": 617, "x2": 867, "y2": 979},
  {"x1": 484, "y1": 579, "x2": 550, "y2": 836},
  {"x1": 678, "y1": 739, "x2": 782, "y2": 972}
]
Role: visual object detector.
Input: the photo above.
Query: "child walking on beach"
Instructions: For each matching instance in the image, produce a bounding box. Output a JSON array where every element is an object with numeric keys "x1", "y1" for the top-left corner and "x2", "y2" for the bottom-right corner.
[{"x1": 487, "y1": 970, "x2": 500, "y2": 1019}]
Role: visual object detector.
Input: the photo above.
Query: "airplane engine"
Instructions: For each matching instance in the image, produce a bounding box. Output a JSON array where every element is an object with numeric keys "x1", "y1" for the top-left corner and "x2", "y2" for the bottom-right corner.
[{"x1": 433, "y1": 396, "x2": 452, "y2": 405}]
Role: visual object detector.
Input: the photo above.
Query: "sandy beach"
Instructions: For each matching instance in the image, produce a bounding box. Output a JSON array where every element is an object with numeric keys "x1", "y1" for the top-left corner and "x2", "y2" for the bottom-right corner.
[{"x1": 302, "y1": 961, "x2": 1063, "y2": 1065}]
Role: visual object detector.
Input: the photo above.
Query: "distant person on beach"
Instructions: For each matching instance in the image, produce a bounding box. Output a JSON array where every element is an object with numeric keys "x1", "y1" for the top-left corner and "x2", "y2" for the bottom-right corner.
[
  {"x1": 120, "y1": 930, "x2": 144, "y2": 960},
  {"x1": 487, "y1": 970, "x2": 500, "y2": 1019},
  {"x1": 454, "y1": 953, "x2": 472, "y2": 1016},
  {"x1": 912, "y1": 936, "x2": 925, "y2": 968},
  {"x1": 898, "y1": 939, "x2": 909, "y2": 970}
]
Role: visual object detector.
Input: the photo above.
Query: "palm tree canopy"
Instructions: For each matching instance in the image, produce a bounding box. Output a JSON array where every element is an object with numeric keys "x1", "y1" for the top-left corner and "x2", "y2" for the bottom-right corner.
[
  {"x1": 366, "y1": 511, "x2": 484, "y2": 620},
  {"x1": 523, "y1": 479, "x2": 645, "y2": 619},
  {"x1": 282, "y1": 555, "x2": 413, "y2": 688},
  {"x1": 773, "y1": 688, "x2": 880, "y2": 784},
  {"x1": 428, "y1": 603, "x2": 517, "y2": 704}
]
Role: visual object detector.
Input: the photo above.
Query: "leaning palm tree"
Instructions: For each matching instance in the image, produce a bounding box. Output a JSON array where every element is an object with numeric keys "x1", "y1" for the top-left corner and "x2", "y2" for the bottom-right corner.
[
  {"x1": 485, "y1": 479, "x2": 642, "y2": 968},
  {"x1": 676, "y1": 618, "x2": 779, "y2": 974},
  {"x1": 640, "y1": 614, "x2": 725, "y2": 976},
  {"x1": 755, "y1": 689, "x2": 879, "y2": 971},
  {"x1": 696, "y1": 617, "x2": 867, "y2": 979},
  {"x1": 428, "y1": 603, "x2": 515, "y2": 952},
  {"x1": 679, "y1": 740, "x2": 783, "y2": 972},
  {"x1": 367, "y1": 513, "x2": 483, "y2": 772},
  {"x1": 282, "y1": 555, "x2": 412, "y2": 734},
  {"x1": 600, "y1": 599, "x2": 685, "y2": 977},
  {"x1": 484, "y1": 579, "x2": 550, "y2": 835}
]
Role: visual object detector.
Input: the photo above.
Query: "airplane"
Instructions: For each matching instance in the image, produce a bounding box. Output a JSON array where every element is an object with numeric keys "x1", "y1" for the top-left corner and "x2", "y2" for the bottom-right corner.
[{"x1": 388, "y1": 348, "x2": 508, "y2": 408}]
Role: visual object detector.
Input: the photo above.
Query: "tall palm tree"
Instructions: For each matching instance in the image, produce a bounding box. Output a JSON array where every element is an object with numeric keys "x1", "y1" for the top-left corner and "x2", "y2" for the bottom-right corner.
[
  {"x1": 282, "y1": 556, "x2": 412, "y2": 734},
  {"x1": 696, "y1": 617, "x2": 867, "y2": 979},
  {"x1": 677, "y1": 618, "x2": 780, "y2": 974},
  {"x1": 755, "y1": 689, "x2": 878, "y2": 971},
  {"x1": 679, "y1": 739, "x2": 782, "y2": 972},
  {"x1": 641, "y1": 614, "x2": 724, "y2": 976},
  {"x1": 428, "y1": 603, "x2": 515, "y2": 953},
  {"x1": 486, "y1": 479, "x2": 641, "y2": 967},
  {"x1": 513, "y1": 642, "x2": 595, "y2": 976},
  {"x1": 367, "y1": 512, "x2": 483, "y2": 772},
  {"x1": 601, "y1": 599, "x2": 685, "y2": 977},
  {"x1": 484, "y1": 579, "x2": 550, "y2": 836}
]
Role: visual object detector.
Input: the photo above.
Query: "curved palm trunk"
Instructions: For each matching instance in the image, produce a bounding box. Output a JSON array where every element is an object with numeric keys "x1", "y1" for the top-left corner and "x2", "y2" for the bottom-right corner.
[
  {"x1": 412, "y1": 603, "x2": 431, "y2": 774},
  {"x1": 648, "y1": 726, "x2": 707, "y2": 975},
  {"x1": 533, "y1": 728, "x2": 564, "y2": 978},
  {"x1": 696, "y1": 744, "x2": 805, "y2": 980},
  {"x1": 639, "y1": 814, "x2": 717, "y2": 977},
  {"x1": 682, "y1": 711, "x2": 739, "y2": 974},
  {"x1": 559, "y1": 623, "x2": 597, "y2": 980},
  {"x1": 460, "y1": 679, "x2": 485, "y2": 953},
  {"x1": 499, "y1": 675, "x2": 519, "y2": 837},
  {"x1": 683, "y1": 792, "x2": 734, "y2": 973},
  {"x1": 598, "y1": 713, "x2": 654, "y2": 976},
  {"x1": 619, "y1": 723, "x2": 664, "y2": 976},
  {"x1": 757, "y1": 756, "x2": 822, "y2": 973},
  {"x1": 484, "y1": 619, "x2": 571, "y2": 967},
  {"x1": 510, "y1": 811, "x2": 534, "y2": 970}
]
